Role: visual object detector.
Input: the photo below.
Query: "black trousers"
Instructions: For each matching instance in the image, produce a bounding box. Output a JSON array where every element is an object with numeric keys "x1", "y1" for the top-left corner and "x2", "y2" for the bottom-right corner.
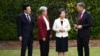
[
  {"x1": 39, "y1": 31, "x2": 50, "y2": 56},
  {"x1": 21, "y1": 37, "x2": 33, "y2": 56},
  {"x1": 77, "y1": 37, "x2": 89, "y2": 56}
]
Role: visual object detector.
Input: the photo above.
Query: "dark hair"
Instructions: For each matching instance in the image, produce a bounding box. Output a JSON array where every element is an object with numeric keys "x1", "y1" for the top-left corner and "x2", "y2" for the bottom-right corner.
[
  {"x1": 22, "y1": 3, "x2": 30, "y2": 10},
  {"x1": 58, "y1": 8, "x2": 66, "y2": 15}
]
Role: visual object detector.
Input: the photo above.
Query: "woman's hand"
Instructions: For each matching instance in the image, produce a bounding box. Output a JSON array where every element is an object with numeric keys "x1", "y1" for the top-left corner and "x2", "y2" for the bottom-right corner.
[
  {"x1": 43, "y1": 38, "x2": 46, "y2": 41},
  {"x1": 59, "y1": 28, "x2": 65, "y2": 32}
]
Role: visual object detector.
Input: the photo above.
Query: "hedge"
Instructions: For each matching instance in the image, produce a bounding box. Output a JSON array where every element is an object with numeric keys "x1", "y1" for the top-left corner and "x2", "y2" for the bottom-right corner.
[{"x1": 0, "y1": 0, "x2": 100, "y2": 40}]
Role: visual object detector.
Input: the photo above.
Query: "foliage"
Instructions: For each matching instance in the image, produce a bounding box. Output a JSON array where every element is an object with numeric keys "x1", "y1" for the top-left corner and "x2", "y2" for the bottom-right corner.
[{"x1": 0, "y1": 0, "x2": 100, "y2": 40}]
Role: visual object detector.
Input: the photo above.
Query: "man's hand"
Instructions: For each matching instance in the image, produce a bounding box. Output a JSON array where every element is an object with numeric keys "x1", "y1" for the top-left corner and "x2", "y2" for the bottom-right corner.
[
  {"x1": 77, "y1": 25, "x2": 83, "y2": 29},
  {"x1": 43, "y1": 38, "x2": 46, "y2": 41},
  {"x1": 74, "y1": 24, "x2": 83, "y2": 29},
  {"x1": 19, "y1": 36, "x2": 22, "y2": 41}
]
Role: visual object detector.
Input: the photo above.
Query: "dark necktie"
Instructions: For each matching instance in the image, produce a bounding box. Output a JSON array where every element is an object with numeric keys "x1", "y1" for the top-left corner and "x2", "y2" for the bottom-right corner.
[{"x1": 27, "y1": 15, "x2": 31, "y2": 22}]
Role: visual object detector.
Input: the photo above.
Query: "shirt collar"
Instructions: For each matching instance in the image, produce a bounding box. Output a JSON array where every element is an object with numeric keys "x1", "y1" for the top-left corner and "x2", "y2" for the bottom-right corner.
[
  {"x1": 58, "y1": 18, "x2": 66, "y2": 21},
  {"x1": 82, "y1": 9, "x2": 86, "y2": 14},
  {"x1": 24, "y1": 13, "x2": 30, "y2": 16}
]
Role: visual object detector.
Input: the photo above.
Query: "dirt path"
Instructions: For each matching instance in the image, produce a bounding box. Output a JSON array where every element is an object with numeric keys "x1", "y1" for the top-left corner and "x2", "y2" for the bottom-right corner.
[{"x1": 0, "y1": 40, "x2": 100, "y2": 49}]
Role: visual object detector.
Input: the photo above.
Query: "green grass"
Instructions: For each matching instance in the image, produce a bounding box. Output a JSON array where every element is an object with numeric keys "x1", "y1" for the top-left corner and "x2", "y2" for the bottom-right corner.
[{"x1": 0, "y1": 47, "x2": 100, "y2": 56}]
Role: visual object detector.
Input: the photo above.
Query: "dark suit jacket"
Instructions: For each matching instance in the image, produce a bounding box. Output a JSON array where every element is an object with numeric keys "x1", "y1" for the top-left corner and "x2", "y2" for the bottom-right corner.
[
  {"x1": 37, "y1": 15, "x2": 51, "y2": 40},
  {"x1": 77, "y1": 11, "x2": 92, "y2": 38},
  {"x1": 17, "y1": 13, "x2": 34, "y2": 39}
]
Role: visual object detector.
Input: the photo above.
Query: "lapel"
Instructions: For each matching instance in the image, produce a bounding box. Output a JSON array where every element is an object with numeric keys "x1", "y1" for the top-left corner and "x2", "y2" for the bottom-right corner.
[
  {"x1": 22, "y1": 13, "x2": 28, "y2": 23},
  {"x1": 29, "y1": 14, "x2": 33, "y2": 22},
  {"x1": 40, "y1": 15, "x2": 46, "y2": 27},
  {"x1": 80, "y1": 11, "x2": 86, "y2": 22},
  {"x1": 58, "y1": 18, "x2": 62, "y2": 26},
  {"x1": 58, "y1": 18, "x2": 66, "y2": 27},
  {"x1": 22, "y1": 13, "x2": 33, "y2": 23}
]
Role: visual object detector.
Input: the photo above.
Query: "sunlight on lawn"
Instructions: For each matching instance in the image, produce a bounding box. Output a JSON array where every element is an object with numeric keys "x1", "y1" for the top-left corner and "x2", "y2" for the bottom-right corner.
[{"x1": 0, "y1": 47, "x2": 100, "y2": 56}]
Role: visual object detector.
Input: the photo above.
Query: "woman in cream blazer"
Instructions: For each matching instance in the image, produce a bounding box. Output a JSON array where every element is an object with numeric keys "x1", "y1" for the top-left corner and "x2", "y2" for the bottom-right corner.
[{"x1": 53, "y1": 8, "x2": 71, "y2": 56}]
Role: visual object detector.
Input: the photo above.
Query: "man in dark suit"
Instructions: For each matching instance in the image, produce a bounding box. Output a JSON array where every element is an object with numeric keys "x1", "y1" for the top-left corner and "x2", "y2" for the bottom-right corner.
[
  {"x1": 74, "y1": 2, "x2": 92, "y2": 56},
  {"x1": 17, "y1": 4, "x2": 34, "y2": 56},
  {"x1": 37, "y1": 6, "x2": 52, "y2": 56}
]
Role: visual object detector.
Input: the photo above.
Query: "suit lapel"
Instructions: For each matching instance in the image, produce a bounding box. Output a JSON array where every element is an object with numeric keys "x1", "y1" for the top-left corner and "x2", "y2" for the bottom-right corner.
[
  {"x1": 22, "y1": 13, "x2": 29, "y2": 23},
  {"x1": 79, "y1": 11, "x2": 86, "y2": 23},
  {"x1": 23, "y1": 13, "x2": 33, "y2": 23},
  {"x1": 41, "y1": 15, "x2": 47, "y2": 27},
  {"x1": 29, "y1": 14, "x2": 33, "y2": 23}
]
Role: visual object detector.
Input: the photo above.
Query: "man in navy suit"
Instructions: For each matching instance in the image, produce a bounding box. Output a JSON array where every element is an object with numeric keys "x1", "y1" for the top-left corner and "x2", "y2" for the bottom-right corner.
[
  {"x1": 17, "y1": 3, "x2": 34, "y2": 56},
  {"x1": 74, "y1": 2, "x2": 92, "y2": 56}
]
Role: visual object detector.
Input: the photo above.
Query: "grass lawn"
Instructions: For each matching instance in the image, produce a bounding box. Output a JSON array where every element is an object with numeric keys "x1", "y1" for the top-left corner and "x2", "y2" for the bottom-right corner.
[{"x1": 0, "y1": 47, "x2": 100, "y2": 56}]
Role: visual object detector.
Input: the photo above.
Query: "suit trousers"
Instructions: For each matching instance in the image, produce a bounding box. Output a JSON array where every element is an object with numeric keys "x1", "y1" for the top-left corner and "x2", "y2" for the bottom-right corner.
[
  {"x1": 39, "y1": 30, "x2": 50, "y2": 56},
  {"x1": 21, "y1": 37, "x2": 33, "y2": 56},
  {"x1": 77, "y1": 36, "x2": 89, "y2": 56}
]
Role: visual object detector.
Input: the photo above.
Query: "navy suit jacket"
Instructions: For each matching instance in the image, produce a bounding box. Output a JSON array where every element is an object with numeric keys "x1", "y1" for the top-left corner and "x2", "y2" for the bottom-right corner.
[
  {"x1": 17, "y1": 13, "x2": 34, "y2": 39},
  {"x1": 77, "y1": 11, "x2": 92, "y2": 38}
]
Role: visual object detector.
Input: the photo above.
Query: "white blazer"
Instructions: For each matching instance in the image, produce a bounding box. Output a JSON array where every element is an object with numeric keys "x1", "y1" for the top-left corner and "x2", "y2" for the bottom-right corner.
[{"x1": 52, "y1": 18, "x2": 71, "y2": 38}]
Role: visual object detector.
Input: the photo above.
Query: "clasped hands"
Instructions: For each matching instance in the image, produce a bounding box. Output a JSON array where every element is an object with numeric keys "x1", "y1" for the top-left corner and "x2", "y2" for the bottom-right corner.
[{"x1": 59, "y1": 27, "x2": 65, "y2": 32}]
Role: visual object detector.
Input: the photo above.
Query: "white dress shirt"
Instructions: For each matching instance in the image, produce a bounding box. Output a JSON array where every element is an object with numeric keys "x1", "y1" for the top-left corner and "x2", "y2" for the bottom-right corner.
[
  {"x1": 43, "y1": 16, "x2": 50, "y2": 30},
  {"x1": 53, "y1": 18, "x2": 71, "y2": 38},
  {"x1": 81, "y1": 9, "x2": 86, "y2": 18}
]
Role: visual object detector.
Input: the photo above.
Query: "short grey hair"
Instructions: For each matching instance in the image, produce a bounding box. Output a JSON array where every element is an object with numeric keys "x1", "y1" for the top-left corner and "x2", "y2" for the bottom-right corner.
[
  {"x1": 39, "y1": 6, "x2": 48, "y2": 12},
  {"x1": 77, "y1": 2, "x2": 85, "y2": 8}
]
